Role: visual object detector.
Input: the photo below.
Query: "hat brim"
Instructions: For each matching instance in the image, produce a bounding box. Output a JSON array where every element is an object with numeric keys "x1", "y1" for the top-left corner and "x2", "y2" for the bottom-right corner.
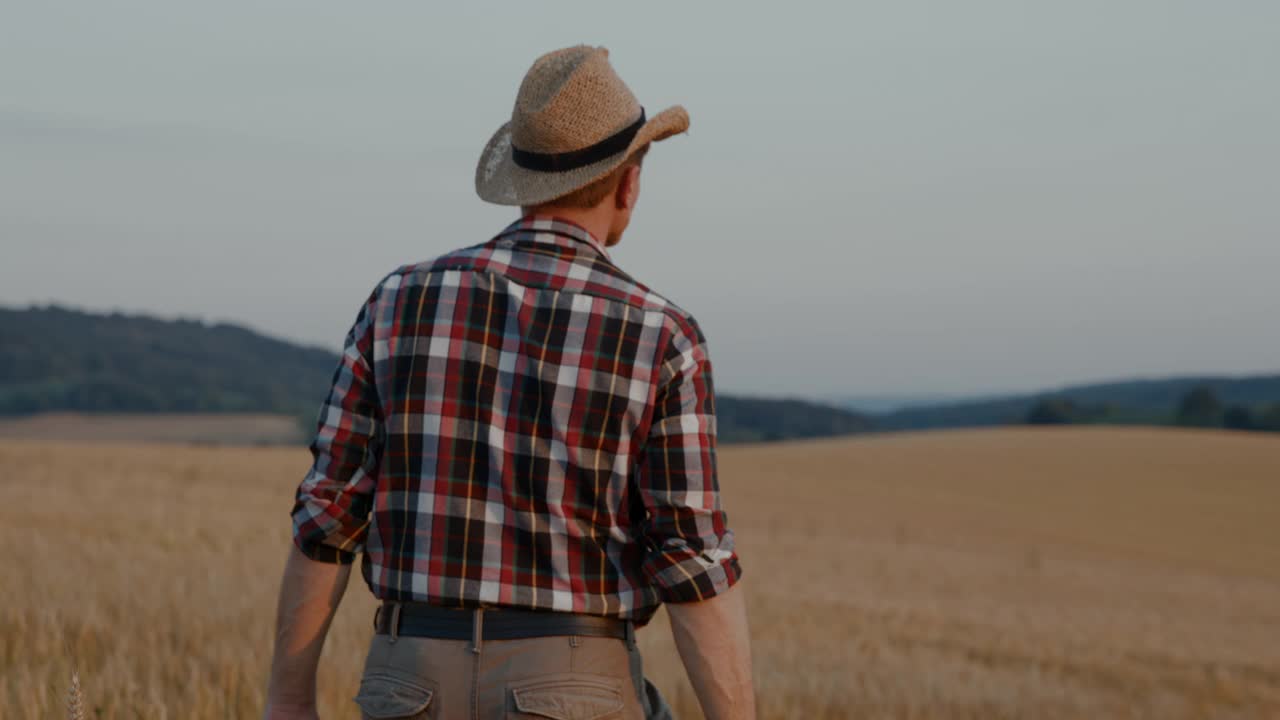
[{"x1": 475, "y1": 105, "x2": 689, "y2": 206}]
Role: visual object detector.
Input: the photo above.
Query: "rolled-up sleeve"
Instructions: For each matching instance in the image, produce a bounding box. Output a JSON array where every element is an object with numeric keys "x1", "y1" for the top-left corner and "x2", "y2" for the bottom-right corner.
[
  {"x1": 634, "y1": 316, "x2": 742, "y2": 603},
  {"x1": 291, "y1": 284, "x2": 386, "y2": 564}
]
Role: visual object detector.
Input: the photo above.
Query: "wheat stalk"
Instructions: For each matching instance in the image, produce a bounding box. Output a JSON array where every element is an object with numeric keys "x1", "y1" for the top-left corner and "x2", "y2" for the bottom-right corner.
[{"x1": 67, "y1": 671, "x2": 86, "y2": 720}]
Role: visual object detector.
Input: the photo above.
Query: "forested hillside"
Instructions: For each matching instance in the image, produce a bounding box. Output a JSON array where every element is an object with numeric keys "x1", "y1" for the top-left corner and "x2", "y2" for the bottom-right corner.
[
  {"x1": 872, "y1": 376, "x2": 1280, "y2": 432},
  {"x1": 0, "y1": 306, "x2": 337, "y2": 417},
  {"x1": 9, "y1": 305, "x2": 1274, "y2": 441}
]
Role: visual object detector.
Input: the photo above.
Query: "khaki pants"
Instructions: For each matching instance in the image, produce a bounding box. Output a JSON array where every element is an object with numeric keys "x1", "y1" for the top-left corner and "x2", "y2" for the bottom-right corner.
[{"x1": 354, "y1": 629, "x2": 647, "y2": 719}]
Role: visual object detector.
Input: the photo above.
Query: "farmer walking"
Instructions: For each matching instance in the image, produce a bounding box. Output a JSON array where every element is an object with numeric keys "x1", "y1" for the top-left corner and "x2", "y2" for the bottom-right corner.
[{"x1": 264, "y1": 45, "x2": 754, "y2": 720}]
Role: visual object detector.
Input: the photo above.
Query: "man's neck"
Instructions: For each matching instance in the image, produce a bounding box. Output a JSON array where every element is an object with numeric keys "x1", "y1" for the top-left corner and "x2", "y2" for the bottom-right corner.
[{"x1": 521, "y1": 204, "x2": 616, "y2": 248}]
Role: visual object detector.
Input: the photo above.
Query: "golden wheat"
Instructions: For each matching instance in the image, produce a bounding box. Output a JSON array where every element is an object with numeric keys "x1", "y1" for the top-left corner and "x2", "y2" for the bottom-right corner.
[
  {"x1": 3, "y1": 428, "x2": 1279, "y2": 718},
  {"x1": 67, "y1": 671, "x2": 85, "y2": 720}
]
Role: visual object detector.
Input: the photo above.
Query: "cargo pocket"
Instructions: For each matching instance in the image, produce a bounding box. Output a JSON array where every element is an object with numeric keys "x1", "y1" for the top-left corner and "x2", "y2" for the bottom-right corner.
[
  {"x1": 508, "y1": 673, "x2": 625, "y2": 720},
  {"x1": 354, "y1": 672, "x2": 435, "y2": 719}
]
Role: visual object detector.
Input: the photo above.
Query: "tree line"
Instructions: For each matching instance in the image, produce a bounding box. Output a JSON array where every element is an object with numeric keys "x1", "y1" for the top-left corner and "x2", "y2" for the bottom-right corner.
[{"x1": 1026, "y1": 385, "x2": 1280, "y2": 432}]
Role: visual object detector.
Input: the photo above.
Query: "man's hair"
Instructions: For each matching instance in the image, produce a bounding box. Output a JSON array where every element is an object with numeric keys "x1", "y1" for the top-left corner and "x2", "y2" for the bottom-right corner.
[{"x1": 538, "y1": 145, "x2": 650, "y2": 210}]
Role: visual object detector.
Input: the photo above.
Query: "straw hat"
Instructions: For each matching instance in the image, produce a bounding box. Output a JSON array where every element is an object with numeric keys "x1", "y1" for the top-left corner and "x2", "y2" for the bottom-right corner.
[{"x1": 475, "y1": 45, "x2": 690, "y2": 206}]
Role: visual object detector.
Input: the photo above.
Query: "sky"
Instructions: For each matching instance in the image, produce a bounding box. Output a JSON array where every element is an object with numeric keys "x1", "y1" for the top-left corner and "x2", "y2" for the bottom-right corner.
[{"x1": 2, "y1": 2, "x2": 1278, "y2": 399}]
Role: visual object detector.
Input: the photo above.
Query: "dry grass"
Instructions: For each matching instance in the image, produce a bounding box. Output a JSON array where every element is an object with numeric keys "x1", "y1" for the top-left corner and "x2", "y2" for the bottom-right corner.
[{"x1": 3, "y1": 427, "x2": 1279, "y2": 718}]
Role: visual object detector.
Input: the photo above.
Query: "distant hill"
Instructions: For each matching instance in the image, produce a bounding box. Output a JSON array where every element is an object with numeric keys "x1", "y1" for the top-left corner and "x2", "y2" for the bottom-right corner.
[
  {"x1": 0, "y1": 305, "x2": 337, "y2": 418},
  {"x1": 11, "y1": 305, "x2": 1272, "y2": 442},
  {"x1": 0, "y1": 305, "x2": 870, "y2": 445},
  {"x1": 716, "y1": 395, "x2": 873, "y2": 443},
  {"x1": 833, "y1": 393, "x2": 959, "y2": 414},
  {"x1": 870, "y1": 375, "x2": 1280, "y2": 432}
]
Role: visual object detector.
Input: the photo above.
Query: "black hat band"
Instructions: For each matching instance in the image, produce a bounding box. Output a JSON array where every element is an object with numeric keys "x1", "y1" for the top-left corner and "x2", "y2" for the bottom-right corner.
[{"x1": 511, "y1": 109, "x2": 646, "y2": 173}]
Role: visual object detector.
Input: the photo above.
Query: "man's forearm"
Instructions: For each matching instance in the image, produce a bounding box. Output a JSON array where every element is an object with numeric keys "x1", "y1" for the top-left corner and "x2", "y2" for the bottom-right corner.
[
  {"x1": 666, "y1": 582, "x2": 756, "y2": 720},
  {"x1": 264, "y1": 543, "x2": 352, "y2": 719}
]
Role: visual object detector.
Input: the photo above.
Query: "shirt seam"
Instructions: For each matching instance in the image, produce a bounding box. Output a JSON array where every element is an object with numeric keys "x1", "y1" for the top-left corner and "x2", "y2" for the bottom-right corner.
[{"x1": 395, "y1": 264, "x2": 694, "y2": 328}]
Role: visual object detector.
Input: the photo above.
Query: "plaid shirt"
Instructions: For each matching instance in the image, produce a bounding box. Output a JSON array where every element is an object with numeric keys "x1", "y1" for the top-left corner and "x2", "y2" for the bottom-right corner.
[{"x1": 291, "y1": 216, "x2": 741, "y2": 622}]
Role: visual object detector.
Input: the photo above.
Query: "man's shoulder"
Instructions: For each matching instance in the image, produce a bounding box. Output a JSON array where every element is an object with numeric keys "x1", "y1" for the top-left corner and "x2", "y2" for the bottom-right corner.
[
  {"x1": 361, "y1": 242, "x2": 495, "y2": 296},
  {"x1": 628, "y1": 283, "x2": 701, "y2": 332},
  {"x1": 576, "y1": 267, "x2": 705, "y2": 340},
  {"x1": 390, "y1": 242, "x2": 493, "y2": 278}
]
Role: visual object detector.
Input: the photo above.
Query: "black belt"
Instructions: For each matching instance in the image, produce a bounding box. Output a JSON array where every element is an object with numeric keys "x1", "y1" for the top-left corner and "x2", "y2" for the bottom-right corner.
[{"x1": 374, "y1": 602, "x2": 630, "y2": 642}]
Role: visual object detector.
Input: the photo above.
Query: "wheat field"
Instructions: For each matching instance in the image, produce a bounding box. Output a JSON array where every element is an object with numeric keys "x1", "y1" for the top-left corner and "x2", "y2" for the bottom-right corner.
[{"x1": 3, "y1": 427, "x2": 1279, "y2": 719}]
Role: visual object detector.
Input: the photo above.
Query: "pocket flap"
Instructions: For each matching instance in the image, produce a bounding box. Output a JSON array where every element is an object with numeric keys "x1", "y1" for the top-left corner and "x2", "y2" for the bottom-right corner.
[
  {"x1": 511, "y1": 675, "x2": 623, "y2": 720},
  {"x1": 354, "y1": 673, "x2": 434, "y2": 718}
]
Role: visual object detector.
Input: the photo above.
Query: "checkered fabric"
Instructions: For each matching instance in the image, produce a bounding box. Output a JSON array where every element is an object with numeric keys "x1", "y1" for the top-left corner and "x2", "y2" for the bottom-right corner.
[{"x1": 291, "y1": 216, "x2": 741, "y2": 622}]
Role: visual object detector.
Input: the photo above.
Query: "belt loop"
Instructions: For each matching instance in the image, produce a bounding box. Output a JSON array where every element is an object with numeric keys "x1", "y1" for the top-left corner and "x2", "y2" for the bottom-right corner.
[
  {"x1": 624, "y1": 620, "x2": 636, "y2": 650},
  {"x1": 472, "y1": 608, "x2": 484, "y2": 655},
  {"x1": 388, "y1": 602, "x2": 402, "y2": 644}
]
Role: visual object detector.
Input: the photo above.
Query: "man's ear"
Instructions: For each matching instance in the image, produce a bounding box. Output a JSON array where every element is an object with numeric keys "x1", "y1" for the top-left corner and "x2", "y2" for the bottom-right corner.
[{"x1": 614, "y1": 165, "x2": 642, "y2": 211}]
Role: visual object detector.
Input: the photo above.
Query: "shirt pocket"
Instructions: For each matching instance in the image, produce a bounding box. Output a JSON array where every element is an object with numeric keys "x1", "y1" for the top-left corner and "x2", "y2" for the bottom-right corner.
[
  {"x1": 508, "y1": 673, "x2": 625, "y2": 720},
  {"x1": 354, "y1": 671, "x2": 435, "y2": 719}
]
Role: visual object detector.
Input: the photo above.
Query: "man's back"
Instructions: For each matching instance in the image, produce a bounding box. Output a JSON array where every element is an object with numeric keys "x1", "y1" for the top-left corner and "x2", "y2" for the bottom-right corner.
[
  {"x1": 266, "y1": 46, "x2": 754, "y2": 720},
  {"x1": 292, "y1": 216, "x2": 741, "y2": 622}
]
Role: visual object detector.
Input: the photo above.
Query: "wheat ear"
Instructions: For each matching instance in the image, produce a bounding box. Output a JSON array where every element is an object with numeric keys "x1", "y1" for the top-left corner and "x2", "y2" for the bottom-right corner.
[{"x1": 67, "y1": 671, "x2": 86, "y2": 720}]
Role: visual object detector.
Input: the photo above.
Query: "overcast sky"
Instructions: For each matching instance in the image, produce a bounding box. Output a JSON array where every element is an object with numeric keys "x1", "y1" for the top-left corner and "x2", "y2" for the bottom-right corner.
[{"x1": 2, "y1": 2, "x2": 1277, "y2": 399}]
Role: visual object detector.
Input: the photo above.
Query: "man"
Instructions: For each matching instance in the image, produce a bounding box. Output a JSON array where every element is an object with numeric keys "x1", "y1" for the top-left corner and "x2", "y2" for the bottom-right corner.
[{"x1": 265, "y1": 45, "x2": 755, "y2": 720}]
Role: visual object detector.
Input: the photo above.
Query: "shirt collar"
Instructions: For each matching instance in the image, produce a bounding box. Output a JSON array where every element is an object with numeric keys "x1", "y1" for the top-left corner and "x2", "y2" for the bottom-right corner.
[{"x1": 497, "y1": 215, "x2": 613, "y2": 263}]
